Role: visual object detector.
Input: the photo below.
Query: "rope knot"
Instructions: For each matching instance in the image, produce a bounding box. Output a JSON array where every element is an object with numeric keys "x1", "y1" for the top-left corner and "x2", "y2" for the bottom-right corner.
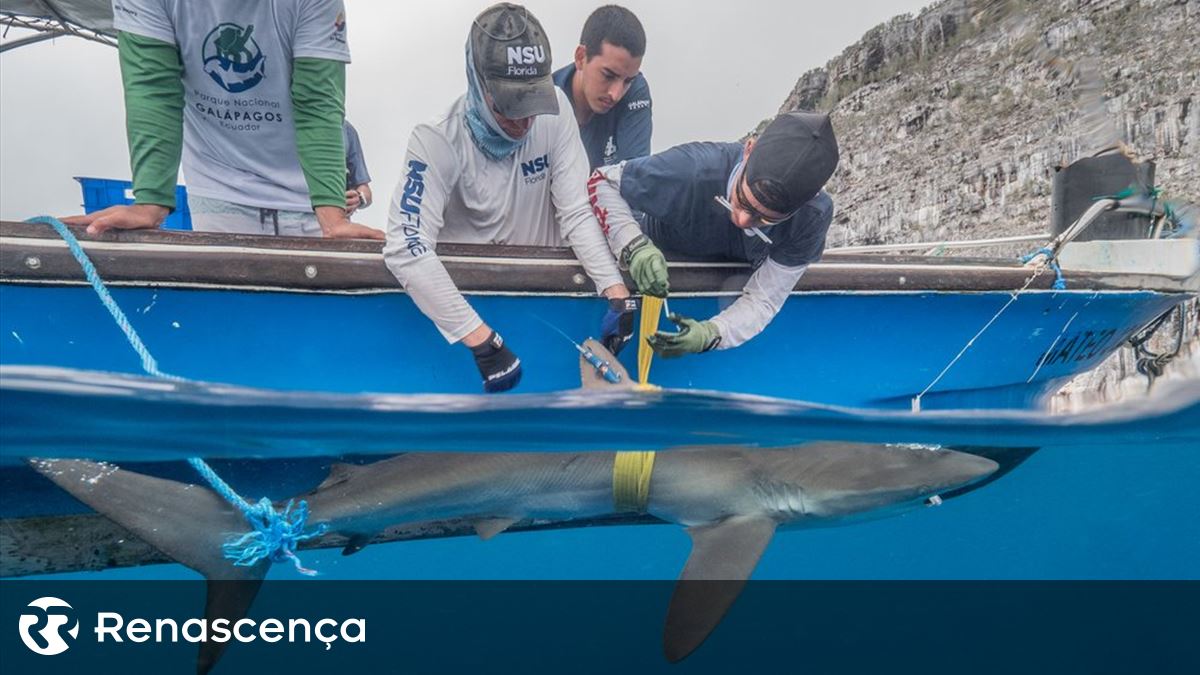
[
  {"x1": 1020, "y1": 247, "x2": 1067, "y2": 290},
  {"x1": 222, "y1": 498, "x2": 328, "y2": 576}
]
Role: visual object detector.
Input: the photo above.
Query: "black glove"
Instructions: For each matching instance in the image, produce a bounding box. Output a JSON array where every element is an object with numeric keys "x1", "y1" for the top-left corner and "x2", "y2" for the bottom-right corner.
[
  {"x1": 470, "y1": 331, "x2": 522, "y2": 393},
  {"x1": 600, "y1": 297, "x2": 639, "y2": 356}
]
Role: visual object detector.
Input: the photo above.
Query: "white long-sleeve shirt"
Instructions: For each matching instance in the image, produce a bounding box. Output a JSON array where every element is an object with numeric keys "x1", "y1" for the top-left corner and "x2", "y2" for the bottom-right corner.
[{"x1": 383, "y1": 91, "x2": 624, "y2": 342}]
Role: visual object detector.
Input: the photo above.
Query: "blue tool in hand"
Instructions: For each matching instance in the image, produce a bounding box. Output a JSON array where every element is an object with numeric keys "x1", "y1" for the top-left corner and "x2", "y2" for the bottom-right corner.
[{"x1": 536, "y1": 317, "x2": 623, "y2": 384}]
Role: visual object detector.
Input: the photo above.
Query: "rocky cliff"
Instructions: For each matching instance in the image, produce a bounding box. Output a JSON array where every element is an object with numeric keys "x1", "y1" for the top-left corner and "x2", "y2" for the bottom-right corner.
[
  {"x1": 771, "y1": 0, "x2": 1197, "y2": 250},
  {"x1": 769, "y1": 0, "x2": 1199, "y2": 408}
]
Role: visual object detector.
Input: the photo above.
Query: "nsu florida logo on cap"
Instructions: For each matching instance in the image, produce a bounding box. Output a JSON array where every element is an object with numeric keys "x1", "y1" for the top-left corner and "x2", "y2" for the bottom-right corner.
[
  {"x1": 506, "y1": 44, "x2": 546, "y2": 74},
  {"x1": 471, "y1": 3, "x2": 558, "y2": 119}
]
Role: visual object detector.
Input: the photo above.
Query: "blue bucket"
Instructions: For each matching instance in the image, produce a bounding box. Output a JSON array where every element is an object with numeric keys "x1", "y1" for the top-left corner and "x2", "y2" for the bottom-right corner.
[{"x1": 75, "y1": 177, "x2": 192, "y2": 231}]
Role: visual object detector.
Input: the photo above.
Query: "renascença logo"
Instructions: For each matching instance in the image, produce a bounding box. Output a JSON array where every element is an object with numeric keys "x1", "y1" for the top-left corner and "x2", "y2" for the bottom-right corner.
[
  {"x1": 18, "y1": 597, "x2": 79, "y2": 655},
  {"x1": 202, "y1": 23, "x2": 266, "y2": 93}
]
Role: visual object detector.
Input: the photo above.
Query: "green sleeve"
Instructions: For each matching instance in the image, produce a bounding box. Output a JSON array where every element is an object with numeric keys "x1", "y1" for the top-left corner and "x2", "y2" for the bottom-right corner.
[
  {"x1": 292, "y1": 57, "x2": 347, "y2": 210},
  {"x1": 119, "y1": 31, "x2": 184, "y2": 210}
]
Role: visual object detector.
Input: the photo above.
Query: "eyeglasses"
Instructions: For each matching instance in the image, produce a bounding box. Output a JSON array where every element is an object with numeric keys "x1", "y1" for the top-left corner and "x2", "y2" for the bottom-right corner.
[
  {"x1": 713, "y1": 194, "x2": 773, "y2": 245},
  {"x1": 733, "y1": 173, "x2": 793, "y2": 226}
]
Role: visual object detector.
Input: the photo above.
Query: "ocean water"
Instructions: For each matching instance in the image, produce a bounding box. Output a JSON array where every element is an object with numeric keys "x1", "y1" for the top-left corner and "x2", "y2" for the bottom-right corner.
[{"x1": 2, "y1": 369, "x2": 1197, "y2": 582}]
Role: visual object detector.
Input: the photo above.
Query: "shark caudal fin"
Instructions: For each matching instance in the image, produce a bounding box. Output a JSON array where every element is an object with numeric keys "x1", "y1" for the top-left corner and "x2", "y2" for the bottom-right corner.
[
  {"x1": 30, "y1": 459, "x2": 268, "y2": 674},
  {"x1": 663, "y1": 515, "x2": 778, "y2": 662},
  {"x1": 578, "y1": 338, "x2": 637, "y2": 390}
]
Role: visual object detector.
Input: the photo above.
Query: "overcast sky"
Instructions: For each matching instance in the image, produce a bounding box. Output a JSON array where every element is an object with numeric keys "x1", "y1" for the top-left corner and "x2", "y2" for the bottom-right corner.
[{"x1": 0, "y1": 0, "x2": 932, "y2": 228}]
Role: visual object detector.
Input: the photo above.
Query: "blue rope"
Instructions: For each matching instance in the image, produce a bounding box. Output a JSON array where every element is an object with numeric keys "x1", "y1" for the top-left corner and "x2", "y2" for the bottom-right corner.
[
  {"x1": 29, "y1": 215, "x2": 325, "y2": 575},
  {"x1": 186, "y1": 457, "x2": 327, "y2": 575},
  {"x1": 1020, "y1": 247, "x2": 1067, "y2": 290}
]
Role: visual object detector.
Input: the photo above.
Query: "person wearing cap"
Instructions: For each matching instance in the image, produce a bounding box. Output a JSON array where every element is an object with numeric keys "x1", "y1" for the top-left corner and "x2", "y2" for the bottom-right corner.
[
  {"x1": 383, "y1": 3, "x2": 633, "y2": 393},
  {"x1": 588, "y1": 112, "x2": 839, "y2": 356},
  {"x1": 552, "y1": 5, "x2": 652, "y2": 169},
  {"x1": 64, "y1": 0, "x2": 382, "y2": 241}
]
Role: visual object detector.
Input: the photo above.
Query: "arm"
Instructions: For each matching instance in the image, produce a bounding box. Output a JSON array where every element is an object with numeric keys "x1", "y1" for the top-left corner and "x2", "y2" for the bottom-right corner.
[
  {"x1": 587, "y1": 163, "x2": 645, "y2": 256},
  {"x1": 708, "y1": 258, "x2": 808, "y2": 349},
  {"x1": 588, "y1": 162, "x2": 669, "y2": 298},
  {"x1": 613, "y1": 77, "x2": 652, "y2": 163},
  {"x1": 343, "y1": 123, "x2": 372, "y2": 212},
  {"x1": 291, "y1": 57, "x2": 381, "y2": 239},
  {"x1": 63, "y1": 30, "x2": 181, "y2": 232},
  {"x1": 548, "y1": 103, "x2": 627, "y2": 299},
  {"x1": 383, "y1": 128, "x2": 484, "y2": 344},
  {"x1": 344, "y1": 121, "x2": 372, "y2": 188}
]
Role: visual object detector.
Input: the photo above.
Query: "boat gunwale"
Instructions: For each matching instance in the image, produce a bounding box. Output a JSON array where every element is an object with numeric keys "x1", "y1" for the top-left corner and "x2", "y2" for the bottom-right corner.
[{"x1": 1, "y1": 220, "x2": 1195, "y2": 294}]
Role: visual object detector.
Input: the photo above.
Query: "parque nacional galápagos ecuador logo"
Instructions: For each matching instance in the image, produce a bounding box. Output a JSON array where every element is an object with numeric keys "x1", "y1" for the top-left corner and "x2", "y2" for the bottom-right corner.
[{"x1": 202, "y1": 23, "x2": 266, "y2": 93}]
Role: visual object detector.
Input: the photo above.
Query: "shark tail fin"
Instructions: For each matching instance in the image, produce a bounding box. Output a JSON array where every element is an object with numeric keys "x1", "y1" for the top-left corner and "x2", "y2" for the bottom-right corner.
[
  {"x1": 664, "y1": 515, "x2": 778, "y2": 662},
  {"x1": 30, "y1": 459, "x2": 269, "y2": 674}
]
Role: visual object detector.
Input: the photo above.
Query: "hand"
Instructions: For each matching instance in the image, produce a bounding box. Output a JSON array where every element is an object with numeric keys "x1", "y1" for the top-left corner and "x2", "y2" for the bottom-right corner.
[
  {"x1": 601, "y1": 296, "x2": 639, "y2": 356},
  {"x1": 469, "y1": 330, "x2": 523, "y2": 393},
  {"x1": 345, "y1": 189, "x2": 362, "y2": 214},
  {"x1": 646, "y1": 313, "x2": 721, "y2": 358},
  {"x1": 621, "y1": 236, "x2": 669, "y2": 298},
  {"x1": 61, "y1": 204, "x2": 169, "y2": 236},
  {"x1": 314, "y1": 205, "x2": 384, "y2": 240}
]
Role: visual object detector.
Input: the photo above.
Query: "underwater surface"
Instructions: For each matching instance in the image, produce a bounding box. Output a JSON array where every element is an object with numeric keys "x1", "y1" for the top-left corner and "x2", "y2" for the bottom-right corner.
[{"x1": 1, "y1": 368, "x2": 1197, "y2": 582}]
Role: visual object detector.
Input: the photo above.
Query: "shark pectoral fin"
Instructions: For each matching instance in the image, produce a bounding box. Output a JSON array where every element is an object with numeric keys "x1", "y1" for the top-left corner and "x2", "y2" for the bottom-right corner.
[
  {"x1": 473, "y1": 517, "x2": 521, "y2": 540},
  {"x1": 199, "y1": 576, "x2": 266, "y2": 675},
  {"x1": 664, "y1": 515, "x2": 778, "y2": 663},
  {"x1": 317, "y1": 462, "x2": 366, "y2": 490},
  {"x1": 341, "y1": 534, "x2": 374, "y2": 556}
]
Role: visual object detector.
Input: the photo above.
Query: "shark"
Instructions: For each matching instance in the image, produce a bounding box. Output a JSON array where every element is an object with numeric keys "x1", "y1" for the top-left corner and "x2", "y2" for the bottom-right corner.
[{"x1": 30, "y1": 343, "x2": 1000, "y2": 672}]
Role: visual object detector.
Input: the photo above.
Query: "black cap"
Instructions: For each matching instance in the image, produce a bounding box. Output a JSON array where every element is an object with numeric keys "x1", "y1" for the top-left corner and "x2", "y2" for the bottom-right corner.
[
  {"x1": 470, "y1": 3, "x2": 559, "y2": 119},
  {"x1": 744, "y1": 113, "x2": 839, "y2": 214}
]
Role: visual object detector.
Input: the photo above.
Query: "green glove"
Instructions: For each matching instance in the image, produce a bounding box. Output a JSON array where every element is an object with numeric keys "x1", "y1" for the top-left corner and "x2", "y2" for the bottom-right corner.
[
  {"x1": 646, "y1": 313, "x2": 721, "y2": 358},
  {"x1": 622, "y1": 236, "x2": 670, "y2": 298}
]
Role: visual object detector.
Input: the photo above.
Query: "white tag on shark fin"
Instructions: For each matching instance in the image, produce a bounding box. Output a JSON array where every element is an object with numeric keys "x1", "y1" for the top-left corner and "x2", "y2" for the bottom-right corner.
[{"x1": 473, "y1": 517, "x2": 520, "y2": 540}]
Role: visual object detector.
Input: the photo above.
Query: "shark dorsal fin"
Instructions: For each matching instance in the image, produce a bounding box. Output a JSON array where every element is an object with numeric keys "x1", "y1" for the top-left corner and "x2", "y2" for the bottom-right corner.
[
  {"x1": 664, "y1": 515, "x2": 778, "y2": 662},
  {"x1": 318, "y1": 463, "x2": 364, "y2": 490},
  {"x1": 473, "y1": 517, "x2": 520, "y2": 540},
  {"x1": 578, "y1": 338, "x2": 635, "y2": 390}
]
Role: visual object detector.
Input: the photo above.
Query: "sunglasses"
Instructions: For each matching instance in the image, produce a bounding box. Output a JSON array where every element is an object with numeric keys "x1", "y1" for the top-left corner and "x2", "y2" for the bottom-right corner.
[{"x1": 733, "y1": 173, "x2": 793, "y2": 226}]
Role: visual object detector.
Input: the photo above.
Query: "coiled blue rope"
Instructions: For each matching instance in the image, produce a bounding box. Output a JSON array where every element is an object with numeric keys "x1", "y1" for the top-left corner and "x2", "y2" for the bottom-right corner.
[
  {"x1": 29, "y1": 215, "x2": 325, "y2": 575},
  {"x1": 1021, "y1": 247, "x2": 1067, "y2": 290}
]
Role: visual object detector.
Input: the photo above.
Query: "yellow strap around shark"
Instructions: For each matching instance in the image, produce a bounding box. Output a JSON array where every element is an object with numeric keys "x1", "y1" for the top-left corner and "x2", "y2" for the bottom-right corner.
[
  {"x1": 613, "y1": 451, "x2": 656, "y2": 513},
  {"x1": 637, "y1": 296, "x2": 664, "y2": 387}
]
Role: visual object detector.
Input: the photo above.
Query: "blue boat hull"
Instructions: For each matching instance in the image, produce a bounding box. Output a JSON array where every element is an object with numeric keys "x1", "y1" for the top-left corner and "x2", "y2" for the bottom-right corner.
[{"x1": 0, "y1": 284, "x2": 1184, "y2": 409}]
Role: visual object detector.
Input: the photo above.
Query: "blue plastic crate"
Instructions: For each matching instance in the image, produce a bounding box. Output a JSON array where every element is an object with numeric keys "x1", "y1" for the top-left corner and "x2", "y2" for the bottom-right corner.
[{"x1": 75, "y1": 177, "x2": 192, "y2": 230}]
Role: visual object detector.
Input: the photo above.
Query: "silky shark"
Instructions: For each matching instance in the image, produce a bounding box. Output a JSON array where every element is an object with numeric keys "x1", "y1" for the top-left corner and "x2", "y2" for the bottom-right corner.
[{"x1": 30, "y1": 342, "x2": 999, "y2": 672}]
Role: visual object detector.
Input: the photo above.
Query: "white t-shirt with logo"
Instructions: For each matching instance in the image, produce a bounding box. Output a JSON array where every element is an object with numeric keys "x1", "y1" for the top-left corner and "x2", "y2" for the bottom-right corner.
[
  {"x1": 383, "y1": 90, "x2": 624, "y2": 343},
  {"x1": 113, "y1": 0, "x2": 351, "y2": 211}
]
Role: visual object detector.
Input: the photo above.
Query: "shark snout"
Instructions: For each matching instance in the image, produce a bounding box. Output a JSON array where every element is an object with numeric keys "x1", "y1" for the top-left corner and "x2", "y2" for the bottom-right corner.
[{"x1": 938, "y1": 452, "x2": 999, "y2": 491}]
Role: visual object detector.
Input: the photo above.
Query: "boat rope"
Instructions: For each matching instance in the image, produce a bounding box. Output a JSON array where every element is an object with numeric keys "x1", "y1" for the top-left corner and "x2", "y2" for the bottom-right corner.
[
  {"x1": 612, "y1": 451, "x2": 656, "y2": 513},
  {"x1": 1127, "y1": 303, "x2": 1190, "y2": 387},
  {"x1": 25, "y1": 216, "x2": 183, "y2": 382},
  {"x1": 911, "y1": 264, "x2": 1049, "y2": 412},
  {"x1": 29, "y1": 215, "x2": 326, "y2": 575},
  {"x1": 1020, "y1": 247, "x2": 1067, "y2": 290}
]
